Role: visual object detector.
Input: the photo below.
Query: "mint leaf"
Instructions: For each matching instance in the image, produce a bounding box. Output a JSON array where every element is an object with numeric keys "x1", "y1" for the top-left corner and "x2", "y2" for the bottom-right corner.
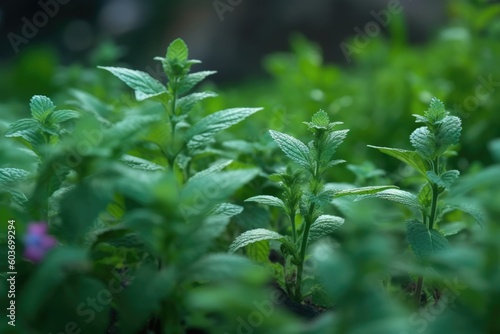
[
  {"x1": 181, "y1": 169, "x2": 258, "y2": 217},
  {"x1": 245, "y1": 195, "x2": 286, "y2": 209},
  {"x1": 177, "y1": 92, "x2": 217, "y2": 114},
  {"x1": 0, "y1": 168, "x2": 31, "y2": 186},
  {"x1": 228, "y1": 228, "x2": 285, "y2": 254},
  {"x1": 186, "y1": 108, "x2": 262, "y2": 151},
  {"x1": 435, "y1": 115, "x2": 462, "y2": 149},
  {"x1": 443, "y1": 202, "x2": 484, "y2": 227},
  {"x1": 406, "y1": 219, "x2": 450, "y2": 259},
  {"x1": 246, "y1": 240, "x2": 271, "y2": 264},
  {"x1": 30, "y1": 95, "x2": 55, "y2": 122},
  {"x1": 5, "y1": 118, "x2": 40, "y2": 138},
  {"x1": 47, "y1": 109, "x2": 79, "y2": 124},
  {"x1": 119, "y1": 155, "x2": 165, "y2": 171},
  {"x1": 190, "y1": 160, "x2": 233, "y2": 181},
  {"x1": 178, "y1": 71, "x2": 217, "y2": 95},
  {"x1": 311, "y1": 110, "x2": 329, "y2": 127},
  {"x1": 98, "y1": 66, "x2": 167, "y2": 101},
  {"x1": 427, "y1": 170, "x2": 460, "y2": 189},
  {"x1": 368, "y1": 146, "x2": 429, "y2": 178},
  {"x1": 424, "y1": 97, "x2": 447, "y2": 123},
  {"x1": 166, "y1": 38, "x2": 188, "y2": 62},
  {"x1": 269, "y1": 130, "x2": 311, "y2": 169},
  {"x1": 5, "y1": 118, "x2": 45, "y2": 150},
  {"x1": 329, "y1": 185, "x2": 397, "y2": 199},
  {"x1": 356, "y1": 189, "x2": 423, "y2": 211},
  {"x1": 189, "y1": 254, "x2": 260, "y2": 281},
  {"x1": 308, "y1": 215, "x2": 344, "y2": 244},
  {"x1": 207, "y1": 203, "x2": 244, "y2": 218},
  {"x1": 410, "y1": 126, "x2": 435, "y2": 159}
]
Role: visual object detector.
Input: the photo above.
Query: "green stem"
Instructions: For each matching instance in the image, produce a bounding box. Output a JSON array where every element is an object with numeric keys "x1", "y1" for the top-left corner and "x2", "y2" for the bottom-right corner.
[
  {"x1": 293, "y1": 130, "x2": 324, "y2": 301},
  {"x1": 294, "y1": 202, "x2": 315, "y2": 301},
  {"x1": 414, "y1": 276, "x2": 424, "y2": 306},
  {"x1": 289, "y1": 212, "x2": 297, "y2": 243},
  {"x1": 428, "y1": 158, "x2": 440, "y2": 230},
  {"x1": 417, "y1": 158, "x2": 441, "y2": 306},
  {"x1": 162, "y1": 77, "x2": 179, "y2": 168}
]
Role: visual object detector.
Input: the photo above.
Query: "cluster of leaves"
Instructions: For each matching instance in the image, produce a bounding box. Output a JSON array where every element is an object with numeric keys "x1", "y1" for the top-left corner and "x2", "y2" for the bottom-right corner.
[
  {"x1": 229, "y1": 110, "x2": 394, "y2": 302},
  {"x1": 356, "y1": 98, "x2": 482, "y2": 304},
  {"x1": 1, "y1": 4, "x2": 500, "y2": 331},
  {"x1": 1, "y1": 39, "x2": 302, "y2": 334}
]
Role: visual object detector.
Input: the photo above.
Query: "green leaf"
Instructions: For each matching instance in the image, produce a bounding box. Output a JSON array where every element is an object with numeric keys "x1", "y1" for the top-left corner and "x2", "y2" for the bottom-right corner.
[
  {"x1": 245, "y1": 195, "x2": 286, "y2": 209},
  {"x1": 4, "y1": 118, "x2": 45, "y2": 151},
  {"x1": 119, "y1": 154, "x2": 165, "y2": 171},
  {"x1": 106, "y1": 114, "x2": 161, "y2": 148},
  {"x1": 424, "y1": 97, "x2": 447, "y2": 123},
  {"x1": 186, "y1": 108, "x2": 262, "y2": 151},
  {"x1": 440, "y1": 221, "x2": 469, "y2": 237},
  {"x1": 178, "y1": 71, "x2": 217, "y2": 95},
  {"x1": 413, "y1": 114, "x2": 429, "y2": 124},
  {"x1": 356, "y1": 189, "x2": 423, "y2": 210},
  {"x1": 308, "y1": 215, "x2": 344, "y2": 244},
  {"x1": 190, "y1": 160, "x2": 233, "y2": 180},
  {"x1": 406, "y1": 219, "x2": 450, "y2": 259},
  {"x1": 30, "y1": 95, "x2": 55, "y2": 121},
  {"x1": 188, "y1": 254, "x2": 259, "y2": 281},
  {"x1": 427, "y1": 170, "x2": 460, "y2": 189},
  {"x1": 98, "y1": 66, "x2": 167, "y2": 101},
  {"x1": 167, "y1": 38, "x2": 189, "y2": 62},
  {"x1": 417, "y1": 183, "x2": 432, "y2": 208},
  {"x1": 435, "y1": 115, "x2": 462, "y2": 149},
  {"x1": 180, "y1": 169, "x2": 258, "y2": 217},
  {"x1": 443, "y1": 202, "x2": 484, "y2": 227},
  {"x1": 312, "y1": 110, "x2": 329, "y2": 126},
  {"x1": 0, "y1": 168, "x2": 31, "y2": 186},
  {"x1": 207, "y1": 203, "x2": 243, "y2": 218},
  {"x1": 177, "y1": 91, "x2": 217, "y2": 114},
  {"x1": 228, "y1": 228, "x2": 285, "y2": 254},
  {"x1": 410, "y1": 126, "x2": 435, "y2": 159},
  {"x1": 269, "y1": 130, "x2": 311, "y2": 169},
  {"x1": 5, "y1": 118, "x2": 40, "y2": 138},
  {"x1": 46, "y1": 109, "x2": 79, "y2": 124},
  {"x1": 321, "y1": 130, "x2": 349, "y2": 162},
  {"x1": 246, "y1": 241, "x2": 271, "y2": 263},
  {"x1": 329, "y1": 185, "x2": 397, "y2": 199},
  {"x1": 368, "y1": 146, "x2": 429, "y2": 178}
]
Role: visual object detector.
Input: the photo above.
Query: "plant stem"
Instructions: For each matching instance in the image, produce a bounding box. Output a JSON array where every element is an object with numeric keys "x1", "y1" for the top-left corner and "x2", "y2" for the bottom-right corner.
[
  {"x1": 293, "y1": 130, "x2": 324, "y2": 301},
  {"x1": 414, "y1": 276, "x2": 424, "y2": 306},
  {"x1": 428, "y1": 158, "x2": 440, "y2": 230},
  {"x1": 290, "y1": 212, "x2": 297, "y2": 243},
  {"x1": 165, "y1": 78, "x2": 178, "y2": 167},
  {"x1": 294, "y1": 202, "x2": 315, "y2": 301},
  {"x1": 417, "y1": 158, "x2": 441, "y2": 306}
]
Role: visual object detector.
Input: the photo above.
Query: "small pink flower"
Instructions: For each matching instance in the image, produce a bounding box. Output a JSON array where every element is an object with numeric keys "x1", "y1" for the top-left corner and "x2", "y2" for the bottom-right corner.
[{"x1": 23, "y1": 222, "x2": 57, "y2": 263}]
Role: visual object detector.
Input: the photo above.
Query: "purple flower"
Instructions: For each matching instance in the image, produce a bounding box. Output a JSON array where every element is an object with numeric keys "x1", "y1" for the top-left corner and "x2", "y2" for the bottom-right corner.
[{"x1": 23, "y1": 222, "x2": 57, "y2": 263}]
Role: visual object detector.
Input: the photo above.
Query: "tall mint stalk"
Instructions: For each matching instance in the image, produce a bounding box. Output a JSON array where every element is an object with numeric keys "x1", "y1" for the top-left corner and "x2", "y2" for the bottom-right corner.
[
  {"x1": 99, "y1": 39, "x2": 261, "y2": 181},
  {"x1": 359, "y1": 98, "x2": 482, "y2": 306},
  {"x1": 229, "y1": 110, "x2": 395, "y2": 302}
]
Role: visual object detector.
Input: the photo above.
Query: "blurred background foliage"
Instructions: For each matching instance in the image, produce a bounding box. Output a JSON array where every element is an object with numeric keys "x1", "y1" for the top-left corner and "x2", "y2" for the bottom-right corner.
[{"x1": 1, "y1": 0, "x2": 500, "y2": 333}]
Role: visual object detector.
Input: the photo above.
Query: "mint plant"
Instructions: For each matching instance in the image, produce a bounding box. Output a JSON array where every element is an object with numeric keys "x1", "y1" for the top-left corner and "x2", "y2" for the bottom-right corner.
[
  {"x1": 2, "y1": 95, "x2": 78, "y2": 215},
  {"x1": 229, "y1": 110, "x2": 394, "y2": 302},
  {"x1": 357, "y1": 98, "x2": 482, "y2": 305},
  {"x1": 99, "y1": 38, "x2": 261, "y2": 180}
]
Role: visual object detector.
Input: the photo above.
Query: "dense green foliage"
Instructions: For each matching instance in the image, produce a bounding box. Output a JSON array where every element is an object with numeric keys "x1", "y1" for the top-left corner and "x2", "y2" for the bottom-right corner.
[{"x1": 1, "y1": 2, "x2": 500, "y2": 333}]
